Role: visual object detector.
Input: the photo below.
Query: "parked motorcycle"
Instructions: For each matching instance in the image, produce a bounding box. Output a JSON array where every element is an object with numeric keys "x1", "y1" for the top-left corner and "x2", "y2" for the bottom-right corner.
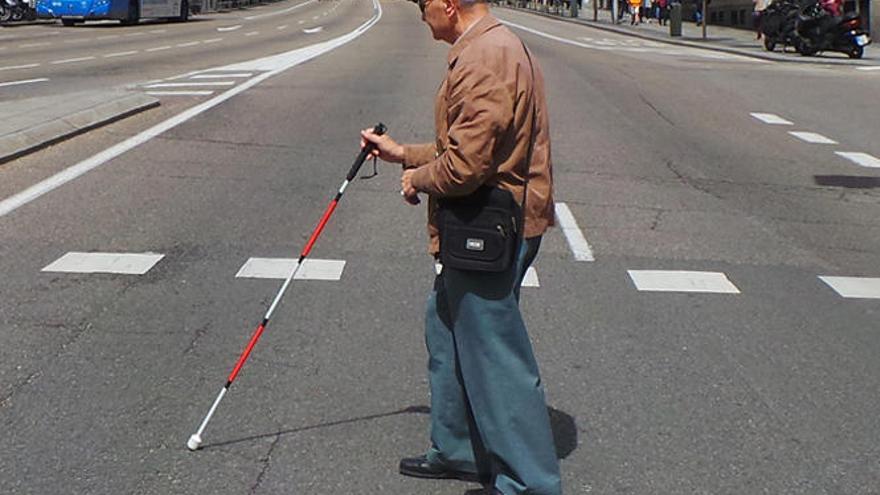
[
  {"x1": 794, "y1": 2, "x2": 871, "y2": 58},
  {"x1": 760, "y1": 0, "x2": 802, "y2": 52},
  {"x1": 0, "y1": 0, "x2": 36, "y2": 23}
]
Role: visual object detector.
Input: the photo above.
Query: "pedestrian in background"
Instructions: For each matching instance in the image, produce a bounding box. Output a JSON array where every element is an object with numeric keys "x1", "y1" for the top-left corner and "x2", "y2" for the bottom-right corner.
[
  {"x1": 657, "y1": 0, "x2": 668, "y2": 25},
  {"x1": 360, "y1": 0, "x2": 561, "y2": 493},
  {"x1": 753, "y1": 0, "x2": 770, "y2": 39},
  {"x1": 629, "y1": 0, "x2": 642, "y2": 24}
]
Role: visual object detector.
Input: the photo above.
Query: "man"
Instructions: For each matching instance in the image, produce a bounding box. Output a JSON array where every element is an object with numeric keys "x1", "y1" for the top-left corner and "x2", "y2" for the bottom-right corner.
[{"x1": 360, "y1": 0, "x2": 561, "y2": 494}]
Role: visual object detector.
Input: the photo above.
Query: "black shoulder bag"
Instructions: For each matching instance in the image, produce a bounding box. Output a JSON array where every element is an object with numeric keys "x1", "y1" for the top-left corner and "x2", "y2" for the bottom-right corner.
[{"x1": 436, "y1": 43, "x2": 537, "y2": 273}]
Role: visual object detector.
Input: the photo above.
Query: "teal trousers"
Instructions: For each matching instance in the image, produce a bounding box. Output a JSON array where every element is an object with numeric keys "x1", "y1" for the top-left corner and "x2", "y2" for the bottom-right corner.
[{"x1": 424, "y1": 236, "x2": 562, "y2": 495}]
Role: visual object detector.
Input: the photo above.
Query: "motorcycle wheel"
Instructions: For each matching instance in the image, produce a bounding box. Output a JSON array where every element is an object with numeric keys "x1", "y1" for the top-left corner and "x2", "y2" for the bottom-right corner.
[
  {"x1": 797, "y1": 40, "x2": 817, "y2": 56},
  {"x1": 848, "y1": 45, "x2": 863, "y2": 59},
  {"x1": 0, "y1": 5, "x2": 10, "y2": 23},
  {"x1": 763, "y1": 37, "x2": 776, "y2": 51}
]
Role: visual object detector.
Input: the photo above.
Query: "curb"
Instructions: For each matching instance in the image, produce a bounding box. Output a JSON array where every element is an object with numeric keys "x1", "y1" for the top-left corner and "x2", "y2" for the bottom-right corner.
[
  {"x1": 499, "y1": 6, "x2": 873, "y2": 66},
  {"x1": 0, "y1": 93, "x2": 160, "y2": 165}
]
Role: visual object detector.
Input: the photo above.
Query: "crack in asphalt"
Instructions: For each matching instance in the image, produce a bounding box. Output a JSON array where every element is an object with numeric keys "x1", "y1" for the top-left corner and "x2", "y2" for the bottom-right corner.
[{"x1": 250, "y1": 433, "x2": 282, "y2": 494}]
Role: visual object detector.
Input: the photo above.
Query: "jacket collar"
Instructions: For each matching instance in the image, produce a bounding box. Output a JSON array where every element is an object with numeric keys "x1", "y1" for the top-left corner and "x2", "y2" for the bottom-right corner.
[{"x1": 447, "y1": 14, "x2": 501, "y2": 67}]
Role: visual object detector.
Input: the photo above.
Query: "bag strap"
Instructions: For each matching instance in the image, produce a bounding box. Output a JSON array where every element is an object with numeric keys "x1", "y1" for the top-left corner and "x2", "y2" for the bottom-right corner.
[{"x1": 519, "y1": 39, "x2": 538, "y2": 238}]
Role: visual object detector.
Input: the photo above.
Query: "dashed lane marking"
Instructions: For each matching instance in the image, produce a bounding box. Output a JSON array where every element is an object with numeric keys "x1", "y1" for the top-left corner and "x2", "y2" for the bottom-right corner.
[
  {"x1": 243, "y1": 0, "x2": 315, "y2": 20},
  {"x1": 245, "y1": 31, "x2": 260, "y2": 36},
  {"x1": 855, "y1": 66, "x2": 880, "y2": 71},
  {"x1": 145, "y1": 91, "x2": 215, "y2": 96},
  {"x1": 819, "y1": 276, "x2": 880, "y2": 299},
  {"x1": 277, "y1": 25, "x2": 288, "y2": 30},
  {"x1": 0, "y1": 78, "x2": 49, "y2": 88},
  {"x1": 750, "y1": 113, "x2": 793, "y2": 125},
  {"x1": 203, "y1": 38, "x2": 223, "y2": 44},
  {"x1": 236, "y1": 258, "x2": 346, "y2": 280},
  {"x1": 20, "y1": 42, "x2": 51, "y2": 48},
  {"x1": 176, "y1": 41, "x2": 201, "y2": 47},
  {"x1": 147, "y1": 46, "x2": 172, "y2": 52},
  {"x1": 104, "y1": 50, "x2": 139, "y2": 58},
  {"x1": 554, "y1": 202, "x2": 595, "y2": 261},
  {"x1": 0, "y1": 63, "x2": 40, "y2": 71},
  {"x1": 145, "y1": 82, "x2": 235, "y2": 88},
  {"x1": 835, "y1": 152, "x2": 880, "y2": 168},
  {"x1": 217, "y1": 25, "x2": 242, "y2": 31},
  {"x1": 50, "y1": 56, "x2": 95, "y2": 65},
  {"x1": 42, "y1": 252, "x2": 164, "y2": 275},
  {"x1": 627, "y1": 270, "x2": 741, "y2": 294},
  {"x1": 191, "y1": 73, "x2": 252, "y2": 79},
  {"x1": 788, "y1": 131, "x2": 837, "y2": 144},
  {"x1": 304, "y1": 26, "x2": 323, "y2": 34},
  {"x1": 834, "y1": 151, "x2": 880, "y2": 168}
]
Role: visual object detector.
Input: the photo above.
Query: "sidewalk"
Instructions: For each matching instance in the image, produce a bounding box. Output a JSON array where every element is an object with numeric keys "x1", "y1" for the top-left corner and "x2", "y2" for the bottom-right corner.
[
  {"x1": 0, "y1": 91, "x2": 159, "y2": 164},
  {"x1": 499, "y1": 4, "x2": 877, "y2": 65}
]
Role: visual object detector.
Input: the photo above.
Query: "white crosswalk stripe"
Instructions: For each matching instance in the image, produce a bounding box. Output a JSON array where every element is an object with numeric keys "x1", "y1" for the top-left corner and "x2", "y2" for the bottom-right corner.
[
  {"x1": 627, "y1": 270, "x2": 741, "y2": 293},
  {"x1": 42, "y1": 252, "x2": 164, "y2": 275},
  {"x1": 236, "y1": 258, "x2": 346, "y2": 280}
]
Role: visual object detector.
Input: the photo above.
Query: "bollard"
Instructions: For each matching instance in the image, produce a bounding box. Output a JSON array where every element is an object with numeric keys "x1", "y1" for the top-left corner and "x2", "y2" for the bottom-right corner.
[{"x1": 669, "y1": 1, "x2": 682, "y2": 36}]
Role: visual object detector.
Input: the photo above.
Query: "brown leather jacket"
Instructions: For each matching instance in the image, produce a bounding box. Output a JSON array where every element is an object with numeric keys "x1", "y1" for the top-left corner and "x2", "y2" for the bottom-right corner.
[{"x1": 403, "y1": 15, "x2": 555, "y2": 255}]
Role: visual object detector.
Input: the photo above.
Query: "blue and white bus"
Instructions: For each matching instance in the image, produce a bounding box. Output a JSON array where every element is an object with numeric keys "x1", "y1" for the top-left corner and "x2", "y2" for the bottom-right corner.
[{"x1": 36, "y1": 0, "x2": 196, "y2": 26}]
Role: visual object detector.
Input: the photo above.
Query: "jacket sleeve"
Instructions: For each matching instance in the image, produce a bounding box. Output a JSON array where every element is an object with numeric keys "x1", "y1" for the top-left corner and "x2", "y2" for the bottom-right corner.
[
  {"x1": 410, "y1": 62, "x2": 514, "y2": 197},
  {"x1": 402, "y1": 143, "x2": 437, "y2": 169}
]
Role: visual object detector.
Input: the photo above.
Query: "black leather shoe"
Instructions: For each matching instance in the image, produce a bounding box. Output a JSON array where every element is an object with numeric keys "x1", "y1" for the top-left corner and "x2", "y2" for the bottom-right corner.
[{"x1": 398, "y1": 455, "x2": 479, "y2": 482}]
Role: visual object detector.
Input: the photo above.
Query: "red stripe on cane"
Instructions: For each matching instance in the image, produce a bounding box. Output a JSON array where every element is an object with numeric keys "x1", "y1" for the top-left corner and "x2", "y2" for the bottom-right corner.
[{"x1": 301, "y1": 199, "x2": 338, "y2": 258}]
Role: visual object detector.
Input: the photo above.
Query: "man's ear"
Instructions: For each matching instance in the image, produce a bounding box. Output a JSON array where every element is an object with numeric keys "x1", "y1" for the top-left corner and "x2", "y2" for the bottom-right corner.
[{"x1": 444, "y1": 0, "x2": 458, "y2": 19}]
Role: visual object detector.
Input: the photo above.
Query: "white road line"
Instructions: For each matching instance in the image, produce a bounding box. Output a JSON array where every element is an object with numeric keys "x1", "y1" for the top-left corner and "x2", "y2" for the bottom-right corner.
[
  {"x1": 125, "y1": 32, "x2": 146, "y2": 37},
  {"x1": 217, "y1": 25, "x2": 242, "y2": 31},
  {"x1": 148, "y1": 29, "x2": 167, "y2": 34},
  {"x1": 191, "y1": 73, "x2": 252, "y2": 79},
  {"x1": 819, "y1": 276, "x2": 880, "y2": 299},
  {"x1": 277, "y1": 25, "x2": 288, "y2": 30},
  {"x1": 96, "y1": 35, "x2": 120, "y2": 40},
  {"x1": 304, "y1": 26, "x2": 323, "y2": 33},
  {"x1": 0, "y1": 0, "x2": 383, "y2": 219},
  {"x1": 42, "y1": 252, "x2": 164, "y2": 275},
  {"x1": 146, "y1": 46, "x2": 172, "y2": 52},
  {"x1": 245, "y1": 31, "x2": 259, "y2": 36},
  {"x1": 0, "y1": 78, "x2": 49, "y2": 88},
  {"x1": 0, "y1": 63, "x2": 40, "y2": 71},
  {"x1": 236, "y1": 258, "x2": 346, "y2": 280},
  {"x1": 243, "y1": 0, "x2": 315, "y2": 20},
  {"x1": 145, "y1": 91, "x2": 215, "y2": 96},
  {"x1": 312, "y1": 15, "x2": 319, "y2": 20},
  {"x1": 835, "y1": 151, "x2": 880, "y2": 168},
  {"x1": 750, "y1": 112, "x2": 793, "y2": 125},
  {"x1": 145, "y1": 81, "x2": 235, "y2": 87},
  {"x1": 788, "y1": 131, "x2": 837, "y2": 144},
  {"x1": 20, "y1": 42, "x2": 51, "y2": 48},
  {"x1": 298, "y1": 20, "x2": 305, "y2": 24},
  {"x1": 104, "y1": 50, "x2": 139, "y2": 58},
  {"x1": 553, "y1": 202, "x2": 594, "y2": 261},
  {"x1": 856, "y1": 66, "x2": 880, "y2": 71},
  {"x1": 176, "y1": 41, "x2": 200, "y2": 47},
  {"x1": 627, "y1": 270, "x2": 741, "y2": 294},
  {"x1": 202, "y1": 38, "x2": 223, "y2": 44},
  {"x1": 50, "y1": 56, "x2": 95, "y2": 65}
]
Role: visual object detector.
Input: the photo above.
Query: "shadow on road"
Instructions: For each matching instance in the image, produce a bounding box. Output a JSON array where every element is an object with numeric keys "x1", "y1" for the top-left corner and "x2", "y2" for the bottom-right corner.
[
  {"x1": 203, "y1": 405, "x2": 579, "y2": 460},
  {"x1": 814, "y1": 175, "x2": 880, "y2": 189}
]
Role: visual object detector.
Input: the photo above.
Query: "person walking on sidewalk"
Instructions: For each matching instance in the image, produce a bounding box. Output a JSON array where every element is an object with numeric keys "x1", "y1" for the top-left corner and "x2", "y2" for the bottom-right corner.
[
  {"x1": 657, "y1": 0, "x2": 668, "y2": 25},
  {"x1": 753, "y1": 0, "x2": 770, "y2": 39},
  {"x1": 360, "y1": 0, "x2": 562, "y2": 494},
  {"x1": 629, "y1": 0, "x2": 642, "y2": 24}
]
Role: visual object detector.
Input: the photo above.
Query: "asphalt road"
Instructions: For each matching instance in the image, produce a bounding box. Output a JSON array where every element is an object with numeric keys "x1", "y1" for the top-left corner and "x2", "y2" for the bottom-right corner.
[{"x1": 1, "y1": 1, "x2": 880, "y2": 494}]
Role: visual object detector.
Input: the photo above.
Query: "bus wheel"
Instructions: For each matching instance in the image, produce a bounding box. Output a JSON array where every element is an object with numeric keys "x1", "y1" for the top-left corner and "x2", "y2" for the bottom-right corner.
[
  {"x1": 176, "y1": 0, "x2": 189, "y2": 22},
  {"x1": 61, "y1": 18, "x2": 78, "y2": 26},
  {"x1": 121, "y1": 0, "x2": 139, "y2": 25}
]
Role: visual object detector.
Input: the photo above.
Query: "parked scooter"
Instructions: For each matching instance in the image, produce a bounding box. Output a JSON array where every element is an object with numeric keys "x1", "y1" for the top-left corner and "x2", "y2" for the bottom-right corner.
[
  {"x1": 794, "y1": 1, "x2": 871, "y2": 58},
  {"x1": 760, "y1": 0, "x2": 801, "y2": 51}
]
